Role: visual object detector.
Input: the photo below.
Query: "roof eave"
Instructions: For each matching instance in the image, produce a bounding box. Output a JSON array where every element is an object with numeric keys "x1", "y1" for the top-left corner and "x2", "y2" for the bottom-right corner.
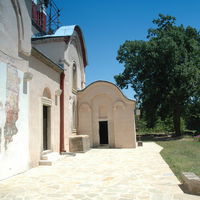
[{"x1": 31, "y1": 47, "x2": 64, "y2": 73}]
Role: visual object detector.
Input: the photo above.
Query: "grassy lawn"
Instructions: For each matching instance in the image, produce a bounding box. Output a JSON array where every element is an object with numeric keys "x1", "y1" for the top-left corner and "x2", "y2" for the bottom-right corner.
[{"x1": 156, "y1": 136, "x2": 200, "y2": 181}]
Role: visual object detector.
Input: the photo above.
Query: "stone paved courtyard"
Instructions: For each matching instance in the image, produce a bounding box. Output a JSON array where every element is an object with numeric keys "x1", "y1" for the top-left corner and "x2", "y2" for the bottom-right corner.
[{"x1": 0, "y1": 142, "x2": 199, "y2": 200}]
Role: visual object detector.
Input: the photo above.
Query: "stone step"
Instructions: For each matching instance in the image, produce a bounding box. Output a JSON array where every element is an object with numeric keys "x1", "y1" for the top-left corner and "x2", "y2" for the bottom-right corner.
[
  {"x1": 39, "y1": 151, "x2": 76, "y2": 166},
  {"x1": 41, "y1": 152, "x2": 60, "y2": 160},
  {"x1": 39, "y1": 152, "x2": 63, "y2": 166},
  {"x1": 39, "y1": 160, "x2": 54, "y2": 166},
  {"x1": 42, "y1": 150, "x2": 52, "y2": 155}
]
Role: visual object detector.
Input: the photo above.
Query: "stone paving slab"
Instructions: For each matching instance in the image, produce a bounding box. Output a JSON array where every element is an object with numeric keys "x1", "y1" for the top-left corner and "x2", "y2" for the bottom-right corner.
[{"x1": 0, "y1": 142, "x2": 199, "y2": 200}]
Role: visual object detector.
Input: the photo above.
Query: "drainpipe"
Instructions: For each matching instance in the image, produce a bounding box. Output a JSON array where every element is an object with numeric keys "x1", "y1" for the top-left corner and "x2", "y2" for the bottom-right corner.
[{"x1": 60, "y1": 72, "x2": 65, "y2": 153}]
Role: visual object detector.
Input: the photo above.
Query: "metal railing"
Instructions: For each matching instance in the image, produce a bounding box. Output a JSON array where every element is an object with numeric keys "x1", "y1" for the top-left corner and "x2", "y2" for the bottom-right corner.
[{"x1": 32, "y1": 0, "x2": 61, "y2": 35}]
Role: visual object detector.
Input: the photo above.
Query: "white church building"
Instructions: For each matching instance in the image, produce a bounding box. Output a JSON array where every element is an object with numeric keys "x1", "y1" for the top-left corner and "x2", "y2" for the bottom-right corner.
[{"x1": 0, "y1": 0, "x2": 136, "y2": 180}]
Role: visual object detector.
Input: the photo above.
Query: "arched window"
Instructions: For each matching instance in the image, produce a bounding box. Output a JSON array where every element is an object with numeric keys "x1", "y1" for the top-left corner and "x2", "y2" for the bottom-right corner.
[{"x1": 72, "y1": 63, "x2": 77, "y2": 91}]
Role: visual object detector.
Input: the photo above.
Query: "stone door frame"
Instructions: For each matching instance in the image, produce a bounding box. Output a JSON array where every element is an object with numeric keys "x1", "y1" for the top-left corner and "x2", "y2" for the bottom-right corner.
[{"x1": 40, "y1": 97, "x2": 52, "y2": 153}]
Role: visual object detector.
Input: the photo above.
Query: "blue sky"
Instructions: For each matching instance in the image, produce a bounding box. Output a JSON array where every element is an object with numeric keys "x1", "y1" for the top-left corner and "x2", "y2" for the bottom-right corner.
[{"x1": 56, "y1": 0, "x2": 200, "y2": 99}]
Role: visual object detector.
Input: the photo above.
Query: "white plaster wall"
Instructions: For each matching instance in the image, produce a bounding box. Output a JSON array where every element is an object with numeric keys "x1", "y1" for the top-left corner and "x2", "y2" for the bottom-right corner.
[
  {"x1": 78, "y1": 82, "x2": 136, "y2": 148},
  {"x1": 32, "y1": 41, "x2": 66, "y2": 64},
  {"x1": 114, "y1": 103, "x2": 136, "y2": 148},
  {"x1": 0, "y1": 1, "x2": 18, "y2": 57},
  {"x1": 63, "y1": 36, "x2": 85, "y2": 151},
  {"x1": 17, "y1": 0, "x2": 32, "y2": 55},
  {"x1": 32, "y1": 30, "x2": 86, "y2": 152},
  {"x1": 0, "y1": 0, "x2": 31, "y2": 180},
  {"x1": 65, "y1": 36, "x2": 85, "y2": 91},
  {"x1": 78, "y1": 104, "x2": 92, "y2": 145},
  {"x1": 89, "y1": 94, "x2": 113, "y2": 147},
  {"x1": 28, "y1": 56, "x2": 61, "y2": 167},
  {"x1": 0, "y1": 0, "x2": 31, "y2": 58},
  {"x1": 0, "y1": 62, "x2": 29, "y2": 180}
]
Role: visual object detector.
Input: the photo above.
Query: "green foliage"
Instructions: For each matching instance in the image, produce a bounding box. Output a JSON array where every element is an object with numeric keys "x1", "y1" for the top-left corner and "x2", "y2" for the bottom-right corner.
[
  {"x1": 115, "y1": 14, "x2": 200, "y2": 135},
  {"x1": 185, "y1": 97, "x2": 200, "y2": 134},
  {"x1": 136, "y1": 116, "x2": 173, "y2": 134},
  {"x1": 180, "y1": 117, "x2": 186, "y2": 132},
  {"x1": 136, "y1": 116, "x2": 186, "y2": 135}
]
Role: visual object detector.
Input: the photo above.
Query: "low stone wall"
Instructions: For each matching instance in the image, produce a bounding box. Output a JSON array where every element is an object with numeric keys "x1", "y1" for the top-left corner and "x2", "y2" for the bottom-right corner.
[
  {"x1": 181, "y1": 172, "x2": 200, "y2": 195},
  {"x1": 69, "y1": 135, "x2": 90, "y2": 153}
]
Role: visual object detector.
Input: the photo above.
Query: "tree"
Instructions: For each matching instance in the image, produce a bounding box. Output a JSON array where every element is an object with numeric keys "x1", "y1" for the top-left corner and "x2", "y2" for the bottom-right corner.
[
  {"x1": 115, "y1": 14, "x2": 200, "y2": 135},
  {"x1": 185, "y1": 96, "x2": 200, "y2": 134}
]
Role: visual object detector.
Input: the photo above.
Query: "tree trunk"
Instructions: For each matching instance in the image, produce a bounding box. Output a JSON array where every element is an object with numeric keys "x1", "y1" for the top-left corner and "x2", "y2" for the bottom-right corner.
[{"x1": 173, "y1": 107, "x2": 181, "y2": 136}]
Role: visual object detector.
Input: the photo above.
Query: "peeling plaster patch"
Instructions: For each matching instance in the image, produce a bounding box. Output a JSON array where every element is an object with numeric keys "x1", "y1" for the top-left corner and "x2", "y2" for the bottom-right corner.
[
  {"x1": 0, "y1": 62, "x2": 7, "y2": 153},
  {"x1": 0, "y1": 127, "x2": 2, "y2": 153},
  {"x1": 0, "y1": 102, "x2": 3, "y2": 152},
  {"x1": 4, "y1": 65, "x2": 20, "y2": 150}
]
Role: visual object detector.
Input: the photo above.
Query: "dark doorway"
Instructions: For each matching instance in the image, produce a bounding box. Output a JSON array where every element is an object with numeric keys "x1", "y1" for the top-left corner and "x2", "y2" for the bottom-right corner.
[
  {"x1": 99, "y1": 121, "x2": 108, "y2": 144},
  {"x1": 43, "y1": 106, "x2": 49, "y2": 150}
]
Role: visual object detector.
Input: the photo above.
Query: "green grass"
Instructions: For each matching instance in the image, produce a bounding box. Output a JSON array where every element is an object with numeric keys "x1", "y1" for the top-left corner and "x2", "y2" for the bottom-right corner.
[{"x1": 156, "y1": 137, "x2": 200, "y2": 181}]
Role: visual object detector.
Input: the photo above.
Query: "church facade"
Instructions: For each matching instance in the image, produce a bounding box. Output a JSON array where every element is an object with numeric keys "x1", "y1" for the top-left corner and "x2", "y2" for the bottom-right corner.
[
  {"x1": 78, "y1": 81, "x2": 136, "y2": 148},
  {"x1": 0, "y1": 0, "x2": 136, "y2": 180}
]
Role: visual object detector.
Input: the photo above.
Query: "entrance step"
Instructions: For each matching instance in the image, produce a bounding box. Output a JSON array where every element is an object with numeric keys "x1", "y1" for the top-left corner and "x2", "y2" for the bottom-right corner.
[
  {"x1": 39, "y1": 152, "x2": 63, "y2": 166},
  {"x1": 41, "y1": 152, "x2": 60, "y2": 160},
  {"x1": 39, "y1": 160, "x2": 54, "y2": 166},
  {"x1": 99, "y1": 144, "x2": 109, "y2": 148},
  {"x1": 42, "y1": 150, "x2": 52, "y2": 155}
]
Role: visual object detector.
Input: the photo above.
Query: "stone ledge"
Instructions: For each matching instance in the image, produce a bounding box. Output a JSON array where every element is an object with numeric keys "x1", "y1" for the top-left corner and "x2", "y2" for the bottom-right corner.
[
  {"x1": 69, "y1": 135, "x2": 90, "y2": 153},
  {"x1": 181, "y1": 172, "x2": 200, "y2": 195}
]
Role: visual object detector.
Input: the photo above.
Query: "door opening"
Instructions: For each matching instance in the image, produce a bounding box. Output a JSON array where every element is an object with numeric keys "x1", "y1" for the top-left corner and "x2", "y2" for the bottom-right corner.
[
  {"x1": 99, "y1": 121, "x2": 108, "y2": 144},
  {"x1": 43, "y1": 105, "x2": 50, "y2": 150}
]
